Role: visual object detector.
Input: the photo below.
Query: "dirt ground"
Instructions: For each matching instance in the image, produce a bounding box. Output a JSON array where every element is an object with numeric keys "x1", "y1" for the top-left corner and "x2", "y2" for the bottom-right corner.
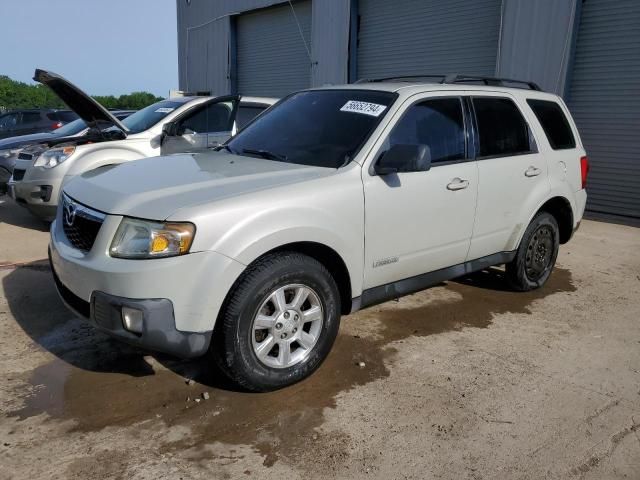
[{"x1": 1, "y1": 196, "x2": 639, "y2": 480}]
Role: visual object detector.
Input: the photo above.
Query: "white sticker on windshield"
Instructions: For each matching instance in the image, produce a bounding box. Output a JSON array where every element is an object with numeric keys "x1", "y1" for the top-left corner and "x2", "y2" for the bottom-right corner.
[
  {"x1": 340, "y1": 100, "x2": 387, "y2": 117},
  {"x1": 155, "y1": 107, "x2": 175, "y2": 113}
]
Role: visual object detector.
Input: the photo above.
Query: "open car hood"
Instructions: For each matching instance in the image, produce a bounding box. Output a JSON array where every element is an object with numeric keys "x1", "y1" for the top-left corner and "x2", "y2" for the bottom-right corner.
[{"x1": 34, "y1": 69, "x2": 129, "y2": 133}]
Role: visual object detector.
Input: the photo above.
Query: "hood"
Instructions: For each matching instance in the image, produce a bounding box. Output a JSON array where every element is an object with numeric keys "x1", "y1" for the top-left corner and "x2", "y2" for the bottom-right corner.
[
  {"x1": 63, "y1": 153, "x2": 333, "y2": 220},
  {"x1": 34, "y1": 69, "x2": 128, "y2": 133},
  {"x1": 0, "y1": 131, "x2": 57, "y2": 150}
]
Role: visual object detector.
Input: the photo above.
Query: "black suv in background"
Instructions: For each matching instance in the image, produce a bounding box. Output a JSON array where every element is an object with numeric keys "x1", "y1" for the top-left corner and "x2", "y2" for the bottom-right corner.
[{"x1": 0, "y1": 109, "x2": 78, "y2": 139}]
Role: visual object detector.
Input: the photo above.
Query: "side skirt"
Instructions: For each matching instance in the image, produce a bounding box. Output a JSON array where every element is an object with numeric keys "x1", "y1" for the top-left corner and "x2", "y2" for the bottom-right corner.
[{"x1": 351, "y1": 251, "x2": 516, "y2": 312}]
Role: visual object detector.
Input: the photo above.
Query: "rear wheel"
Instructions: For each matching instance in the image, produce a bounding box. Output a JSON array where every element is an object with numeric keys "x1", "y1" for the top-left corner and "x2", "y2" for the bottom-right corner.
[
  {"x1": 506, "y1": 212, "x2": 559, "y2": 291},
  {"x1": 211, "y1": 252, "x2": 341, "y2": 392}
]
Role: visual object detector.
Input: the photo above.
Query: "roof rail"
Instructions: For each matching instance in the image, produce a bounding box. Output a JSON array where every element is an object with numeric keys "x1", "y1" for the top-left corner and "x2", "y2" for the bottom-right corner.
[
  {"x1": 442, "y1": 74, "x2": 541, "y2": 91},
  {"x1": 354, "y1": 74, "x2": 447, "y2": 84},
  {"x1": 354, "y1": 73, "x2": 541, "y2": 91}
]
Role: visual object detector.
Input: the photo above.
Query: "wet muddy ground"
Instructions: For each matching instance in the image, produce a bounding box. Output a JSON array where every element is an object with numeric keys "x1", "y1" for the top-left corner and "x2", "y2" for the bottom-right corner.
[{"x1": 1, "y1": 199, "x2": 639, "y2": 479}]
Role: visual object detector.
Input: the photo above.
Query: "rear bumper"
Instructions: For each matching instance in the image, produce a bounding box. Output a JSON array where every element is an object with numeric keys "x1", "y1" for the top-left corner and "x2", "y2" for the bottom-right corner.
[{"x1": 49, "y1": 249, "x2": 212, "y2": 358}]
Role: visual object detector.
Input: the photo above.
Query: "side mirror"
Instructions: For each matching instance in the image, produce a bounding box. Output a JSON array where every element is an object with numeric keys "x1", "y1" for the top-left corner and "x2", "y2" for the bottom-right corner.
[{"x1": 374, "y1": 144, "x2": 432, "y2": 175}]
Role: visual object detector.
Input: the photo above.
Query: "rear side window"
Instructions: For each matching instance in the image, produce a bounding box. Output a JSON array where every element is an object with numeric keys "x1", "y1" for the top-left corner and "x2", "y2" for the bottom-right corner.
[
  {"x1": 21, "y1": 112, "x2": 42, "y2": 124},
  {"x1": 384, "y1": 97, "x2": 466, "y2": 164},
  {"x1": 56, "y1": 111, "x2": 79, "y2": 122},
  {"x1": 473, "y1": 97, "x2": 531, "y2": 157},
  {"x1": 526, "y1": 99, "x2": 575, "y2": 150},
  {"x1": 236, "y1": 106, "x2": 266, "y2": 129}
]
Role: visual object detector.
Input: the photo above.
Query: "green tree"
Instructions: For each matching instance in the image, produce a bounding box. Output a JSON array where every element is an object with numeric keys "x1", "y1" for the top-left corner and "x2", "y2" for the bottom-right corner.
[{"x1": 0, "y1": 75, "x2": 162, "y2": 112}]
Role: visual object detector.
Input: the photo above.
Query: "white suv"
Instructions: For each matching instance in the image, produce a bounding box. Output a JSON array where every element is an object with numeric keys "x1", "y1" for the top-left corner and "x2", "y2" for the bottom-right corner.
[{"x1": 49, "y1": 75, "x2": 588, "y2": 391}]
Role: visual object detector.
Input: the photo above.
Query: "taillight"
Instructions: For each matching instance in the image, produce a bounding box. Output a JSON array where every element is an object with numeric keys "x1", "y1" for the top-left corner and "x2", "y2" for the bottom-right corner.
[
  {"x1": 580, "y1": 155, "x2": 589, "y2": 189},
  {"x1": 51, "y1": 122, "x2": 63, "y2": 130}
]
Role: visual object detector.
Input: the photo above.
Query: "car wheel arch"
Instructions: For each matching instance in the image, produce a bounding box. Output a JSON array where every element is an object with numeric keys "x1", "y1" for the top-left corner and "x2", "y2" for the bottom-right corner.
[{"x1": 225, "y1": 241, "x2": 353, "y2": 317}]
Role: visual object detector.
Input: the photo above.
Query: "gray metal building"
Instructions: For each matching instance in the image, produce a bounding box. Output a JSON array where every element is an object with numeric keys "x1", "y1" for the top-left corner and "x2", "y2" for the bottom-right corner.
[{"x1": 177, "y1": 0, "x2": 640, "y2": 223}]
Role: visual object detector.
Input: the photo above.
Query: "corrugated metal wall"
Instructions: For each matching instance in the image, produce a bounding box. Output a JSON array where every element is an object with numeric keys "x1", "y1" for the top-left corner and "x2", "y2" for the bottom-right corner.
[
  {"x1": 177, "y1": 0, "x2": 349, "y2": 95},
  {"x1": 355, "y1": 0, "x2": 502, "y2": 80},
  {"x1": 236, "y1": 1, "x2": 312, "y2": 97},
  {"x1": 497, "y1": 0, "x2": 580, "y2": 95},
  {"x1": 568, "y1": 0, "x2": 640, "y2": 219}
]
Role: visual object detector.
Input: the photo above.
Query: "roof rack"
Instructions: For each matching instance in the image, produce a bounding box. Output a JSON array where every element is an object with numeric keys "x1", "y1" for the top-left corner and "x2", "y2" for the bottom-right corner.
[{"x1": 355, "y1": 73, "x2": 542, "y2": 91}]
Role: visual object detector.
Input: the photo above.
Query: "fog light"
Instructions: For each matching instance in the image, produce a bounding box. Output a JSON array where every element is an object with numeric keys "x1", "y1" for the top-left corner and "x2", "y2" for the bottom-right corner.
[{"x1": 122, "y1": 306, "x2": 144, "y2": 334}]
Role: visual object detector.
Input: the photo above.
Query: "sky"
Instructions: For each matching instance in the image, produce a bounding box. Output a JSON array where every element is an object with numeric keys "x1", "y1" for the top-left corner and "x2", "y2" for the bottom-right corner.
[{"x1": 1, "y1": 0, "x2": 178, "y2": 97}]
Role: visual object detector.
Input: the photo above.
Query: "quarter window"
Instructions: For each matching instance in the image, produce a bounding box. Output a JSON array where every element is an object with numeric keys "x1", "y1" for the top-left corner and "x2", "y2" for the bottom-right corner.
[
  {"x1": 473, "y1": 97, "x2": 531, "y2": 157},
  {"x1": 526, "y1": 99, "x2": 576, "y2": 150},
  {"x1": 383, "y1": 97, "x2": 466, "y2": 164}
]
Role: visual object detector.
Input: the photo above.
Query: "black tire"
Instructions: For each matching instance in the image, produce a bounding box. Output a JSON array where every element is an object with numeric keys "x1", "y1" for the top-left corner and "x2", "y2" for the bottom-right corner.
[
  {"x1": 0, "y1": 167, "x2": 10, "y2": 196},
  {"x1": 211, "y1": 251, "x2": 341, "y2": 392},
  {"x1": 506, "y1": 212, "x2": 560, "y2": 291}
]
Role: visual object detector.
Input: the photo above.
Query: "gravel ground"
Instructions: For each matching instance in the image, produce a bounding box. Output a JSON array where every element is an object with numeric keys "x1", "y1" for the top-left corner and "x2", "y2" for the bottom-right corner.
[{"x1": 1, "y1": 197, "x2": 639, "y2": 480}]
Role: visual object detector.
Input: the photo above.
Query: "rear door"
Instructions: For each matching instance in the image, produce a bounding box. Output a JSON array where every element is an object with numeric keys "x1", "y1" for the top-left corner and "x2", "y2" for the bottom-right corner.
[
  {"x1": 20, "y1": 111, "x2": 46, "y2": 134},
  {"x1": 467, "y1": 94, "x2": 549, "y2": 260},
  {"x1": 161, "y1": 97, "x2": 239, "y2": 155}
]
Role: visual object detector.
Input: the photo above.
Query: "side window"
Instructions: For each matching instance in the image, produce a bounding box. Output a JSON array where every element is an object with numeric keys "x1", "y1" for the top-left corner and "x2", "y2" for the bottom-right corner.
[
  {"x1": 383, "y1": 97, "x2": 466, "y2": 164},
  {"x1": 473, "y1": 97, "x2": 531, "y2": 157},
  {"x1": 0, "y1": 114, "x2": 18, "y2": 130},
  {"x1": 526, "y1": 99, "x2": 576, "y2": 150},
  {"x1": 180, "y1": 102, "x2": 234, "y2": 134},
  {"x1": 21, "y1": 112, "x2": 42, "y2": 124},
  {"x1": 236, "y1": 106, "x2": 266, "y2": 129}
]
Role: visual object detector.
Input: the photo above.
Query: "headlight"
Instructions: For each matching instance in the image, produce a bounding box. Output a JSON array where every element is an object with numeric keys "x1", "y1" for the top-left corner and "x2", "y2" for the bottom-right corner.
[
  {"x1": 0, "y1": 148, "x2": 20, "y2": 159},
  {"x1": 33, "y1": 146, "x2": 75, "y2": 168},
  {"x1": 110, "y1": 218, "x2": 196, "y2": 259}
]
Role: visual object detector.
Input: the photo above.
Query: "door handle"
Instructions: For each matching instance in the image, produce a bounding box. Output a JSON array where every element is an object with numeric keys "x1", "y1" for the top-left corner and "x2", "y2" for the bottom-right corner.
[
  {"x1": 525, "y1": 166, "x2": 542, "y2": 177},
  {"x1": 447, "y1": 178, "x2": 469, "y2": 191}
]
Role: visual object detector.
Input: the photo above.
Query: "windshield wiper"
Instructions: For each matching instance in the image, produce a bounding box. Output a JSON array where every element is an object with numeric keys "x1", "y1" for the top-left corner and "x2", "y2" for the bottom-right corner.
[
  {"x1": 214, "y1": 144, "x2": 237, "y2": 154},
  {"x1": 242, "y1": 148, "x2": 287, "y2": 162}
]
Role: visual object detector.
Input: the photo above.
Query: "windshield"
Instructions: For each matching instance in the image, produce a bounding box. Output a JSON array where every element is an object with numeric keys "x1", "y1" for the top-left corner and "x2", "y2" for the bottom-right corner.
[
  {"x1": 52, "y1": 118, "x2": 87, "y2": 136},
  {"x1": 226, "y1": 90, "x2": 397, "y2": 168},
  {"x1": 120, "y1": 100, "x2": 183, "y2": 134}
]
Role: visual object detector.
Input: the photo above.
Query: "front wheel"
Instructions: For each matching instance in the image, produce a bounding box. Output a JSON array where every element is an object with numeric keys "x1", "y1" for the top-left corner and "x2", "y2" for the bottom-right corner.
[
  {"x1": 211, "y1": 252, "x2": 341, "y2": 392},
  {"x1": 506, "y1": 212, "x2": 560, "y2": 291}
]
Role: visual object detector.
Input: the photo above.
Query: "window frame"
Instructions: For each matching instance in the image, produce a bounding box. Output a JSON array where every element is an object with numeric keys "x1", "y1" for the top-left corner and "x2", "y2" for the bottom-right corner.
[
  {"x1": 469, "y1": 95, "x2": 538, "y2": 161},
  {"x1": 371, "y1": 95, "x2": 473, "y2": 173}
]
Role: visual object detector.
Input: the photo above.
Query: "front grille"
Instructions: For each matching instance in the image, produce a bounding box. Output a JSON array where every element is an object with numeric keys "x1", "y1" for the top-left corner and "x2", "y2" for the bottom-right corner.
[
  {"x1": 61, "y1": 194, "x2": 106, "y2": 253},
  {"x1": 12, "y1": 169, "x2": 25, "y2": 181},
  {"x1": 17, "y1": 152, "x2": 33, "y2": 161}
]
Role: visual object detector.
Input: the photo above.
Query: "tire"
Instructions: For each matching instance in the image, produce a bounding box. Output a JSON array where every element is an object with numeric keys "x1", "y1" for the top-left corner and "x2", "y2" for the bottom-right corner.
[
  {"x1": 211, "y1": 251, "x2": 341, "y2": 392},
  {"x1": 0, "y1": 167, "x2": 10, "y2": 196},
  {"x1": 506, "y1": 212, "x2": 560, "y2": 291}
]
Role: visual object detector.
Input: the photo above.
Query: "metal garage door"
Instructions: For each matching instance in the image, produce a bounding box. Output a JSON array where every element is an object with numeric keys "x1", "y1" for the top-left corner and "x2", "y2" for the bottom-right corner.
[
  {"x1": 567, "y1": 0, "x2": 640, "y2": 220},
  {"x1": 236, "y1": 1, "x2": 312, "y2": 97},
  {"x1": 356, "y1": 0, "x2": 502, "y2": 80}
]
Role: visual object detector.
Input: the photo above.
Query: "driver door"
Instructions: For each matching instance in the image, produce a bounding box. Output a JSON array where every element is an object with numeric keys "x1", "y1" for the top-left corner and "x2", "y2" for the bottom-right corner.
[
  {"x1": 362, "y1": 95, "x2": 479, "y2": 290},
  {"x1": 161, "y1": 96, "x2": 239, "y2": 155}
]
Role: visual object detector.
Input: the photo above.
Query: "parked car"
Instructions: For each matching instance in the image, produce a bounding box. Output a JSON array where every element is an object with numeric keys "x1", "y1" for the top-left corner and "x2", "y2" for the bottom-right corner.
[
  {"x1": 0, "y1": 108, "x2": 78, "y2": 140},
  {"x1": 8, "y1": 69, "x2": 276, "y2": 220},
  {"x1": 0, "y1": 111, "x2": 134, "y2": 196},
  {"x1": 49, "y1": 75, "x2": 588, "y2": 392}
]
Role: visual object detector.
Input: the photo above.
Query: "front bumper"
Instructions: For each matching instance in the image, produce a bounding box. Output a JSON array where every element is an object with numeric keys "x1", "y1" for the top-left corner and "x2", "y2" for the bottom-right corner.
[
  {"x1": 8, "y1": 159, "x2": 68, "y2": 220},
  {"x1": 49, "y1": 210, "x2": 246, "y2": 358},
  {"x1": 49, "y1": 254, "x2": 211, "y2": 358}
]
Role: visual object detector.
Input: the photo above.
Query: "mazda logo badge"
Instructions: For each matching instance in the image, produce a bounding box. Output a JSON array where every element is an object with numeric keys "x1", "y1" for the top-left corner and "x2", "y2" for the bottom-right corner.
[{"x1": 64, "y1": 201, "x2": 76, "y2": 227}]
